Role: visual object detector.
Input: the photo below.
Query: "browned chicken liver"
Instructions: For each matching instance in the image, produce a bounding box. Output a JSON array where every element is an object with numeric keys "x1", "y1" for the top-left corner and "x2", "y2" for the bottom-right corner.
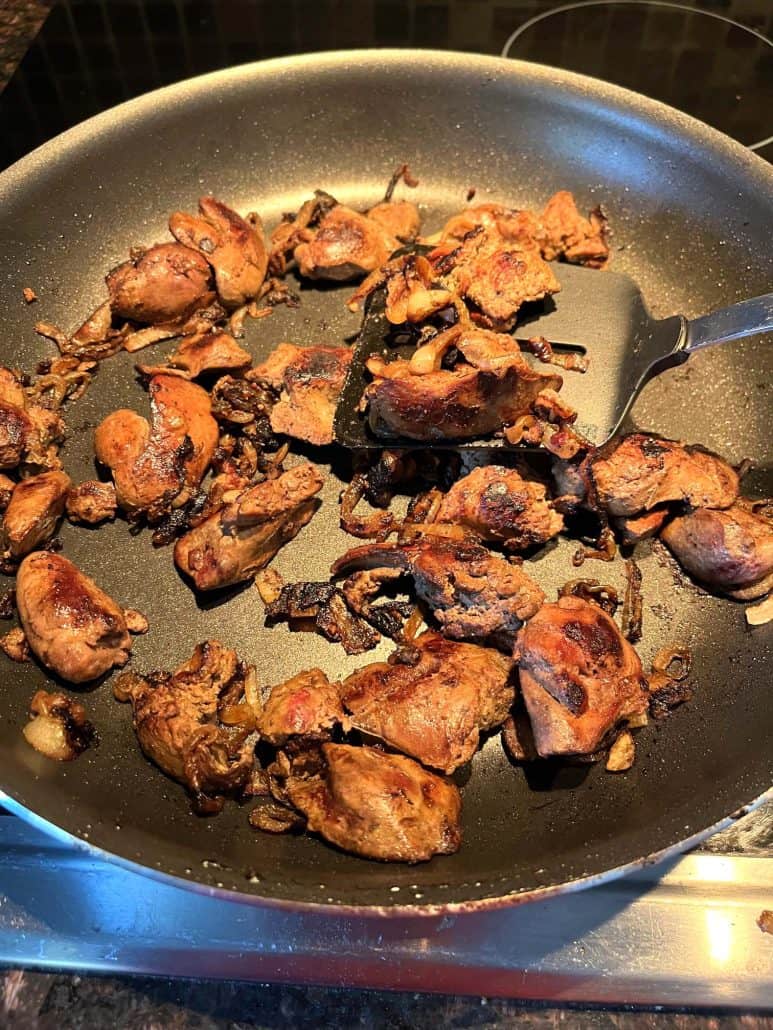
[
  {"x1": 341, "y1": 630, "x2": 513, "y2": 773},
  {"x1": 0, "y1": 474, "x2": 14, "y2": 511},
  {"x1": 0, "y1": 367, "x2": 27, "y2": 408},
  {"x1": 333, "y1": 536, "x2": 545, "y2": 649},
  {"x1": 538, "y1": 190, "x2": 609, "y2": 268},
  {"x1": 65, "y1": 480, "x2": 118, "y2": 525},
  {"x1": 614, "y1": 507, "x2": 670, "y2": 546},
  {"x1": 169, "y1": 197, "x2": 268, "y2": 308},
  {"x1": 114, "y1": 641, "x2": 254, "y2": 804},
  {"x1": 0, "y1": 368, "x2": 65, "y2": 475},
  {"x1": 437, "y1": 464, "x2": 563, "y2": 550},
  {"x1": 270, "y1": 186, "x2": 419, "y2": 277},
  {"x1": 251, "y1": 343, "x2": 353, "y2": 446},
  {"x1": 295, "y1": 205, "x2": 397, "y2": 281},
  {"x1": 106, "y1": 243, "x2": 215, "y2": 324},
  {"x1": 17, "y1": 406, "x2": 66, "y2": 476},
  {"x1": 138, "y1": 331, "x2": 252, "y2": 380},
  {"x1": 347, "y1": 191, "x2": 602, "y2": 326},
  {"x1": 0, "y1": 369, "x2": 32, "y2": 468},
  {"x1": 95, "y1": 374, "x2": 218, "y2": 519},
  {"x1": 432, "y1": 202, "x2": 542, "y2": 247},
  {"x1": 428, "y1": 224, "x2": 560, "y2": 330},
  {"x1": 432, "y1": 190, "x2": 609, "y2": 269},
  {"x1": 0, "y1": 400, "x2": 32, "y2": 470},
  {"x1": 174, "y1": 463, "x2": 323, "y2": 591},
  {"x1": 268, "y1": 190, "x2": 338, "y2": 276},
  {"x1": 661, "y1": 501, "x2": 773, "y2": 599},
  {"x1": 365, "y1": 326, "x2": 561, "y2": 442},
  {"x1": 366, "y1": 199, "x2": 420, "y2": 242},
  {"x1": 2, "y1": 471, "x2": 71, "y2": 558},
  {"x1": 514, "y1": 596, "x2": 648, "y2": 758},
  {"x1": 284, "y1": 743, "x2": 462, "y2": 862},
  {"x1": 589, "y1": 434, "x2": 739, "y2": 517},
  {"x1": 16, "y1": 552, "x2": 134, "y2": 683},
  {"x1": 257, "y1": 668, "x2": 345, "y2": 746}
]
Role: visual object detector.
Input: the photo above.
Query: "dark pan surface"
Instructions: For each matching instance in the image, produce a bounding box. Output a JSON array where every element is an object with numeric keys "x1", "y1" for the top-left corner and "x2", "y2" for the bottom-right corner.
[{"x1": 0, "y1": 51, "x2": 771, "y2": 913}]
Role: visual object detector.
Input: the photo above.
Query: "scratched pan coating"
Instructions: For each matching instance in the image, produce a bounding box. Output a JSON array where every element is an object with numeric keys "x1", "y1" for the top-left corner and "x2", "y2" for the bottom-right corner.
[{"x1": 0, "y1": 51, "x2": 771, "y2": 914}]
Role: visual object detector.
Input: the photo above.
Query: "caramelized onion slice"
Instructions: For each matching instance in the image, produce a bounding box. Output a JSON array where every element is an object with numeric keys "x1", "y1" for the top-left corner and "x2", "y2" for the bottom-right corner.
[
  {"x1": 23, "y1": 690, "x2": 96, "y2": 761},
  {"x1": 652, "y1": 645, "x2": 692, "y2": 681}
]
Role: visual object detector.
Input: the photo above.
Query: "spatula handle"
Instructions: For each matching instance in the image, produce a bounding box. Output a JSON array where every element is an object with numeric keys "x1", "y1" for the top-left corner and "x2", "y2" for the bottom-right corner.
[{"x1": 684, "y1": 293, "x2": 773, "y2": 352}]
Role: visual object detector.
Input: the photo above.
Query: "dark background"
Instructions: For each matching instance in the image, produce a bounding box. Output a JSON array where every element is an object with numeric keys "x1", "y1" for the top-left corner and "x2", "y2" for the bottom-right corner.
[{"x1": 1, "y1": 0, "x2": 772, "y2": 170}]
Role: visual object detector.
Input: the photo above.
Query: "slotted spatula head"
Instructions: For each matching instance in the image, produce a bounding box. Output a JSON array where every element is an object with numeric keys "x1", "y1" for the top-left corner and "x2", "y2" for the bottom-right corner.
[{"x1": 333, "y1": 263, "x2": 685, "y2": 450}]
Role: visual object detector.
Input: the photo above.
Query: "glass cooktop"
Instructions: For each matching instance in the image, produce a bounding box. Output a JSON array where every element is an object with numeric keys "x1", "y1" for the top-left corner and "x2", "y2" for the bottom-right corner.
[{"x1": 1, "y1": 0, "x2": 771, "y2": 170}]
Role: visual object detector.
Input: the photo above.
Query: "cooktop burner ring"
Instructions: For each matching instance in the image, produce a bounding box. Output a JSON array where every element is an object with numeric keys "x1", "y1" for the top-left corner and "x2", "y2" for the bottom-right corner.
[{"x1": 501, "y1": 0, "x2": 773, "y2": 151}]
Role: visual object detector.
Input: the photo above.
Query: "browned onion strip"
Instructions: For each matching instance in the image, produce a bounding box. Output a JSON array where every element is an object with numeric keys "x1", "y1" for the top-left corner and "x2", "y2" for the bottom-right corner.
[
  {"x1": 746, "y1": 595, "x2": 773, "y2": 626},
  {"x1": 739, "y1": 496, "x2": 773, "y2": 523},
  {"x1": 227, "y1": 303, "x2": 252, "y2": 337},
  {"x1": 23, "y1": 690, "x2": 96, "y2": 761},
  {"x1": 647, "y1": 661, "x2": 693, "y2": 720},
  {"x1": 243, "y1": 667, "x2": 262, "y2": 720},
  {"x1": 401, "y1": 604, "x2": 425, "y2": 642},
  {"x1": 339, "y1": 474, "x2": 398, "y2": 541},
  {"x1": 402, "y1": 492, "x2": 433, "y2": 528},
  {"x1": 605, "y1": 730, "x2": 635, "y2": 772},
  {"x1": 424, "y1": 489, "x2": 443, "y2": 525},
  {"x1": 734, "y1": 457, "x2": 753, "y2": 483},
  {"x1": 340, "y1": 474, "x2": 364, "y2": 515},
  {"x1": 409, "y1": 325, "x2": 463, "y2": 374},
  {"x1": 542, "y1": 422, "x2": 589, "y2": 460},
  {"x1": 35, "y1": 316, "x2": 127, "y2": 361},
  {"x1": 504, "y1": 415, "x2": 541, "y2": 446},
  {"x1": 558, "y1": 578, "x2": 619, "y2": 616},
  {"x1": 228, "y1": 284, "x2": 290, "y2": 337},
  {"x1": 505, "y1": 416, "x2": 588, "y2": 458},
  {"x1": 271, "y1": 442, "x2": 290, "y2": 467},
  {"x1": 255, "y1": 568, "x2": 284, "y2": 605},
  {"x1": 383, "y1": 162, "x2": 419, "y2": 202},
  {"x1": 219, "y1": 703, "x2": 256, "y2": 728},
  {"x1": 249, "y1": 800, "x2": 304, "y2": 834},
  {"x1": 572, "y1": 526, "x2": 617, "y2": 567},
  {"x1": 621, "y1": 559, "x2": 643, "y2": 643},
  {"x1": 521, "y1": 335, "x2": 589, "y2": 373},
  {"x1": 28, "y1": 357, "x2": 96, "y2": 410},
  {"x1": 652, "y1": 645, "x2": 692, "y2": 681},
  {"x1": 403, "y1": 488, "x2": 443, "y2": 530},
  {"x1": 123, "y1": 325, "x2": 179, "y2": 354}
]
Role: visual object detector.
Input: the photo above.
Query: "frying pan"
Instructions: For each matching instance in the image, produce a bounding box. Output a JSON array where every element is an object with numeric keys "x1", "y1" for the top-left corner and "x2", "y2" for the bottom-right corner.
[{"x1": 0, "y1": 51, "x2": 770, "y2": 915}]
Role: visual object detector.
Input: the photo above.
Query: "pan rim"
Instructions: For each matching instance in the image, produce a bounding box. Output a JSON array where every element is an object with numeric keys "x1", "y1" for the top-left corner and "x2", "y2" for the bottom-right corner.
[
  {"x1": 0, "y1": 48, "x2": 770, "y2": 914},
  {"x1": 2, "y1": 784, "x2": 769, "y2": 918},
  {"x1": 1, "y1": 49, "x2": 772, "y2": 196}
]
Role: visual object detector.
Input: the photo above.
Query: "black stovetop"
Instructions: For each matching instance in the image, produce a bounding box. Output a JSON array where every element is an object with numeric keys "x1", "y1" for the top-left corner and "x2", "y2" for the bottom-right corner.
[{"x1": 1, "y1": 0, "x2": 771, "y2": 172}]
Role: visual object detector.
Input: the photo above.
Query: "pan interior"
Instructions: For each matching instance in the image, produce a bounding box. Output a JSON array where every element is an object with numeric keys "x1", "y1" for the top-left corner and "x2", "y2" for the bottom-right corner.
[{"x1": 0, "y1": 52, "x2": 770, "y2": 910}]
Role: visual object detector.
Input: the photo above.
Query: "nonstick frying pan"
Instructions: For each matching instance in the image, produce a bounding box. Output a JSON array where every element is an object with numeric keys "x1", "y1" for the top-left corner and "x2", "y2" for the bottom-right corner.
[{"x1": 0, "y1": 51, "x2": 771, "y2": 915}]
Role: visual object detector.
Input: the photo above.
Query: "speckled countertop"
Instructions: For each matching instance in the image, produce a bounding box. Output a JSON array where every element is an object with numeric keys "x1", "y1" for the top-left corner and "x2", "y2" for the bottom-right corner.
[{"x1": 3, "y1": 970, "x2": 773, "y2": 1029}]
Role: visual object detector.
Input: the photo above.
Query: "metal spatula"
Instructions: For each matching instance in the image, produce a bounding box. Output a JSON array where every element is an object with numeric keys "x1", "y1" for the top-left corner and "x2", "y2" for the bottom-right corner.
[{"x1": 333, "y1": 263, "x2": 773, "y2": 450}]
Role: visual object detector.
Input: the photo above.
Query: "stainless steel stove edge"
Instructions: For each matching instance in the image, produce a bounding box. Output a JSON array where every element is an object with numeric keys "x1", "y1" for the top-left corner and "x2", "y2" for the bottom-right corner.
[{"x1": 0, "y1": 817, "x2": 771, "y2": 1007}]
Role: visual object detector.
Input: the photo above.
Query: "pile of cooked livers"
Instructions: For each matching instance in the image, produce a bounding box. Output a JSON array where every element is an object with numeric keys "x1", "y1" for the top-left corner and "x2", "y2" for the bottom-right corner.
[{"x1": 4, "y1": 172, "x2": 772, "y2": 864}]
